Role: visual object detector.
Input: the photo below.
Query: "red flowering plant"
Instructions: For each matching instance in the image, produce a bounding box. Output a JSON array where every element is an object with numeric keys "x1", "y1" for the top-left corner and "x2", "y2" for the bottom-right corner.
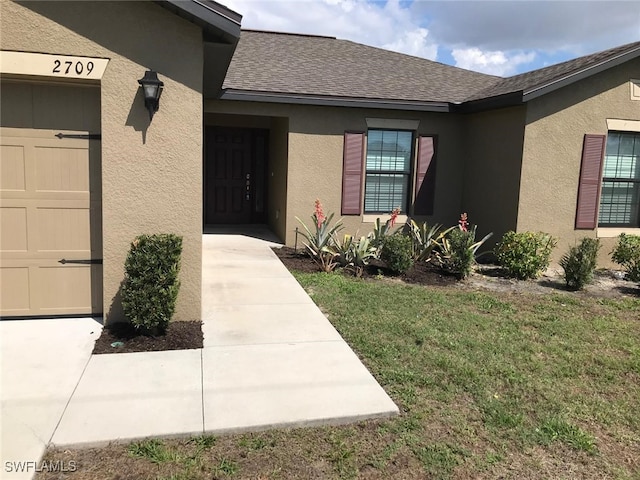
[
  {"x1": 314, "y1": 198, "x2": 326, "y2": 228},
  {"x1": 458, "y1": 212, "x2": 469, "y2": 232},
  {"x1": 296, "y1": 199, "x2": 343, "y2": 272},
  {"x1": 435, "y1": 213, "x2": 493, "y2": 279},
  {"x1": 369, "y1": 207, "x2": 402, "y2": 255},
  {"x1": 389, "y1": 207, "x2": 401, "y2": 228}
]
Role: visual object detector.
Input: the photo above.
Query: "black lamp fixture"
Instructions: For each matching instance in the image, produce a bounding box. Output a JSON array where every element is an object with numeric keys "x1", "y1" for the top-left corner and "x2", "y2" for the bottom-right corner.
[{"x1": 138, "y1": 70, "x2": 164, "y2": 120}]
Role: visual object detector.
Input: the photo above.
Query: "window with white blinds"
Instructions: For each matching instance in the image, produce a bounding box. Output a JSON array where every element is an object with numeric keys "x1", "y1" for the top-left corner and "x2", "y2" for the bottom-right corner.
[
  {"x1": 364, "y1": 129, "x2": 413, "y2": 213},
  {"x1": 599, "y1": 131, "x2": 640, "y2": 227}
]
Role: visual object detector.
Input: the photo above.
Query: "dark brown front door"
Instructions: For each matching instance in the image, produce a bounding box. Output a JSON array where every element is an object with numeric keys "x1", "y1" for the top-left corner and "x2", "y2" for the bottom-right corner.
[{"x1": 204, "y1": 127, "x2": 267, "y2": 225}]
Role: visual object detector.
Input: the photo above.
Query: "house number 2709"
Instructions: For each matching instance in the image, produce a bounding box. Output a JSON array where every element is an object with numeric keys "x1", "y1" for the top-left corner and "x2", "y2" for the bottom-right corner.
[{"x1": 53, "y1": 59, "x2": 94, "y2": 76}]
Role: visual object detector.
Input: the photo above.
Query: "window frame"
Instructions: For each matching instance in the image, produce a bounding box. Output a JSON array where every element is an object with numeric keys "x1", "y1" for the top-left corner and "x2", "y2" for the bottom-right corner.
[
  {"x1": 363, "y1": 128, "x2": 415, "y2": 215},
  {"x1": 598, "y1": 130, "x2": 640, "y2": 228}
]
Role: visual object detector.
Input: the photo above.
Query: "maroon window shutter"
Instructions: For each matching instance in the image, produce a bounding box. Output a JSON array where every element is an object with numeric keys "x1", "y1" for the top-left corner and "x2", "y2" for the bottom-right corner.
[
  {"x1": 341, "y1": 132, "x2": 364, "y2": 215},
  {"x1": 575, "y1": 134, "x2": 606, "y2": 229},
  {"x1": 414, "y1": 136, "x2": 437, "y2": 215}
]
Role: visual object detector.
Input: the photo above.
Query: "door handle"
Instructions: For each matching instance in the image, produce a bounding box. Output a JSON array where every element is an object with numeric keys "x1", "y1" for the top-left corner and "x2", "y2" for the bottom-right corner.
[{"x1": 59, "y1": 258, "x2": 103, "y2": 265}]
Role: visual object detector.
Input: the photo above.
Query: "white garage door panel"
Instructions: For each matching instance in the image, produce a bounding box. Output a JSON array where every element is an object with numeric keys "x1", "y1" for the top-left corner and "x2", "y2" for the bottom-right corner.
[
  {"x1": 0, "y1": 207, "x2": 28, "y2": 251},
  {"x1": 37, "y1": 207, "x2": 92, "y2": 251},
  {"x1": 0, "y1": 262, "x2": 101, "y2": 315},
  {"x1": 0, "y1": 123, "x2": 102, "y2": 317},
  {"x1": 35, "y1": 145, "x2": 90, "y2": 192},
  {"x1": 0, "y1": 144, "x2": 26, "y2": 191},
  {"x1": 0, "y1": 267, "x2": 31, "y2": 314},
  {"x1": 38, "y1": 265, "x2": 100, "y2": 312}
]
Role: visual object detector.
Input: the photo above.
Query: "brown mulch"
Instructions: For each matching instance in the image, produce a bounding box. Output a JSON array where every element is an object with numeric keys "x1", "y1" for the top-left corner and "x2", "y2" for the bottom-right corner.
[
  {"x1": 273, "y1": 246, "x2": 458, "y2": 286},
  {"x1": 272, "y1": 246, "x2": 321, "y2": 274},
  {"x1": 272, "y1": 246, "x2": 639, "y2": 298},
  {"x1": 90, "y1": 247, "x2": 636, "y2": 356},
  {"x1": 92, "y1": 320, "x2": 203, "y2": 354}
]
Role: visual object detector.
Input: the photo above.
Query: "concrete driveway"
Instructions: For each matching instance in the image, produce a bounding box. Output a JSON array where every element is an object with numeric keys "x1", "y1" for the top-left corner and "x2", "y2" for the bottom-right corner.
[{"x1": 1, "y1": 317, "x2": 101, "y2": 480}]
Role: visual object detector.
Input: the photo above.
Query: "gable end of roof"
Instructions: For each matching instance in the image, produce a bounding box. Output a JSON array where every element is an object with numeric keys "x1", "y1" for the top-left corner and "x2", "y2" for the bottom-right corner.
[
  {"x1": 464, "y1": 40, "x2": 640, "y2": 107},
  {"x1": 522, "y1": 42, "x2": 640, "y2": 101}
]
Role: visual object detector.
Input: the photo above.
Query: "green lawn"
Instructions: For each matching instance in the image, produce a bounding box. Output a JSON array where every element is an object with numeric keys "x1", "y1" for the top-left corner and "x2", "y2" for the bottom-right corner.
[
  {"x1": 294, "y1": 273, "x2": 640, "y2": 477},
  {"x1": 39, "y1": 273, "x2": 640, "y2": 479}
]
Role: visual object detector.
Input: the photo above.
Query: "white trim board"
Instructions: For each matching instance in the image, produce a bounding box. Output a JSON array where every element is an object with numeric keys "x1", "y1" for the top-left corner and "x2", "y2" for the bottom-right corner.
[{"x1": 0, "y1": 51, "x2": 109, "y2": 81}]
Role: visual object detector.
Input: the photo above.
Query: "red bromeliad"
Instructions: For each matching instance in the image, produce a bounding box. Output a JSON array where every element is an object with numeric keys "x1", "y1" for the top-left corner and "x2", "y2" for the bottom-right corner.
[
  {"x1": 459, "y1": 213, "x2": 468, "y2": 232},
  {"x1": 314, "y1": 199, "x2": 326, "y2": 228},
  {"x1": 390, "y1": 207, "x2": 401, "y2": 228}
]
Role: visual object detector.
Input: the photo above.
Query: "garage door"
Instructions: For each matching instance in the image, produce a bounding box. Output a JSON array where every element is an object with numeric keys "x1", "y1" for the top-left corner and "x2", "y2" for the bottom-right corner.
[{"x1": 0, "y1": 82, "x2": 102, "y2": 317}]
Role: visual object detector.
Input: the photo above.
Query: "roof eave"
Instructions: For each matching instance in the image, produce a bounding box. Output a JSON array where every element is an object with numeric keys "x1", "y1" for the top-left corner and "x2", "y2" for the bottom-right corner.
[
  {"x1": 156, "y1": 0, "x2": 241, "y2": 44},
  {"x1": 220, "y1": 90, "x2": 451, "y2": 112},
  {"x1": 522, "y1": 44, "x2": 640, "y2": 102},
  {"x1": 454, "y1": 91, "x2": 524, "y2": 113}
]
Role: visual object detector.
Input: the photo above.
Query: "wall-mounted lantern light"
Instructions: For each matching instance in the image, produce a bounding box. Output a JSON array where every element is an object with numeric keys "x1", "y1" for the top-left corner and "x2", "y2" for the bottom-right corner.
[{"x1": 138, "y1": 70, "x2": 164, "y2": 120}]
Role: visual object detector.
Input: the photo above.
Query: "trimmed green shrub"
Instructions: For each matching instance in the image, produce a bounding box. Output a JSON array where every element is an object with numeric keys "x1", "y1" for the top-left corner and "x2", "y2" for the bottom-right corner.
[
  {"x1": 495, "y1": 231, "x2": 557, "y2": 280},
  {"x1": 611, "y1": 233, "x2": 640, "y2": 281},
  {"x1": 380, "y1": 234, "x2": 413, "y2": 275},
  {"x1": 121, "y1": 234, "x2": 182, "y2": 335},
  {"x1": 560, "y1": 237, "x2": 600, "y2": 290}
]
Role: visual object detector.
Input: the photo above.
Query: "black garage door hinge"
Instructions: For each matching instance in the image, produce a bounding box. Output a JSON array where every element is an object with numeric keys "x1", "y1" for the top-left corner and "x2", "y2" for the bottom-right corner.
[
  {"x1": 58, "y1": 258, "x2": 103, "y2": 265},
  {"x1": 55, "y1": 133, "x2": 101, "y2": 140}
]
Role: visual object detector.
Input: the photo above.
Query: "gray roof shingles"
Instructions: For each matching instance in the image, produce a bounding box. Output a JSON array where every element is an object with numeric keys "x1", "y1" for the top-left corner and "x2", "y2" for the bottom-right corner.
[
  {"x1": 223, "y1": 30, "x2": 499, "y2": 104},
  {"x1": 465, "y1": 40, "x2": 640, "y2": 102},
  {"x1": 222, "y1": 30, "x2": 640, "y2": 106}
]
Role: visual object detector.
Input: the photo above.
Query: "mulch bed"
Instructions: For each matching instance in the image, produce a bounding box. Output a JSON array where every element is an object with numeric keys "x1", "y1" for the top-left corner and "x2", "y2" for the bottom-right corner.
[
  {"x1": 272, "y1": 246, "x2": 458, "y2": 286},
  {"x1": 92, "y1": 320, "x2": 203, "y2": 354},
  {"x1": 91, "y1": 248, "x2": 635, "y2": 355},
  {"x1": 272, "y1": 247, "x2": 639, "y2": 298}
]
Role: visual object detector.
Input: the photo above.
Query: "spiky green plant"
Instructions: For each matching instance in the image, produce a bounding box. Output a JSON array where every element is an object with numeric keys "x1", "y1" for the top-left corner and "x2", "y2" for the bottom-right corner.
[
  {"x1": 406, "y1": 219, "x2": 453, "y2": 261},
  {"x1": 296, "y1": 199, "x2": 343, "y2": 272}
]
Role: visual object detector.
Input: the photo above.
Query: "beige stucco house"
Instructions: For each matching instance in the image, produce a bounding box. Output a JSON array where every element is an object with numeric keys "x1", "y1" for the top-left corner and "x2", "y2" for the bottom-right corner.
[
  {"x1": 212, "y1": 31, "x2": 640, "y2": 261},
  {"x1": 1, "y1": 0, "x2": 639, "y2": 322}
]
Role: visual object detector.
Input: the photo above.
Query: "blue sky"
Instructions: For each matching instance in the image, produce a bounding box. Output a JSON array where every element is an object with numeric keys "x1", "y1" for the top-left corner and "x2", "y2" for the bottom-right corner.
[{"x1": 222, "y1": 0, "x2": 640, "y2": 76}]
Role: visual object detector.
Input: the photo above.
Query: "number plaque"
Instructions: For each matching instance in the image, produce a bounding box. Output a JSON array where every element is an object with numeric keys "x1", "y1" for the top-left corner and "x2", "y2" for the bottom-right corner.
[{"x1": 1, "y1": 51, "x2": 108, "y2": 80}]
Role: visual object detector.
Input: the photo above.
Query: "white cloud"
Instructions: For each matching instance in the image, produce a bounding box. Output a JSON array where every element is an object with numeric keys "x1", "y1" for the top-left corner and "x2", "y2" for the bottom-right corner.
[
  {"x1": 222, "y1": 0, "x2": 439, "y2": 60},
  {"x1": 221, "y1": 0, "x2": 639, "y2": 74},
  {"x1": 452, "y1": 48, "x2": 536, "y2": 76},
  {"x1": 412, "y1": 1, "x2": 640, "y2": 55},
  {"x1": 383, "y1": 28, "x2": 438, "y2": 60}
]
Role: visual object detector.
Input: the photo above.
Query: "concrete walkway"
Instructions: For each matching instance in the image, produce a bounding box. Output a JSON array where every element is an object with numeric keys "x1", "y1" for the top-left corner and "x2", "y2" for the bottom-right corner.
[
  {"x1": 1, "y1": 318, "x2": 101, "y2": 480},
  {"x1": 1, "y1": 230, "x2": 398, "y2": 478}
]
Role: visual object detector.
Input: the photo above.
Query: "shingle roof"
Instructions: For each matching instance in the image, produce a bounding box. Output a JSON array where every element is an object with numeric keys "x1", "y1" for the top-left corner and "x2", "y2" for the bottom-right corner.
[
  {"x1": 158, "y1": 0, "x2": 241, "y2": 44},
  {"x1": 222, "y1": 30, "x2": 640, "y2": 108},
  {"x1": 464, "y1": 40, "x2": 640, "y2": 102},
  {"x1": 222, "y1": 30, "x2": 499, "y2": 104}
]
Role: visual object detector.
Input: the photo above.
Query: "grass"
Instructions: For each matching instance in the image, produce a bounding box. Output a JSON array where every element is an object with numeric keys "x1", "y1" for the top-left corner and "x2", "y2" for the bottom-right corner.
[{"x1": 37, "y1": 273, "x2": 640, "y2": 479}]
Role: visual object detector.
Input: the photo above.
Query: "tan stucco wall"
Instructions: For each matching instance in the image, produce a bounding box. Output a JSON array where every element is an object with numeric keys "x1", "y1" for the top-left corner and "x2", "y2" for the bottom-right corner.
[
  {"x1": 204, "y1": 99, "x2": 466, "y2": 245},
  {"x1": 463, "y1": 106, "x2": 526, "y2": 249},
  {"x1": 1, "y1": 1, "x2": 204, "y2": 322},
  {"x1": 519, "y1": 57, "x2": 640, "y2": 266}
]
